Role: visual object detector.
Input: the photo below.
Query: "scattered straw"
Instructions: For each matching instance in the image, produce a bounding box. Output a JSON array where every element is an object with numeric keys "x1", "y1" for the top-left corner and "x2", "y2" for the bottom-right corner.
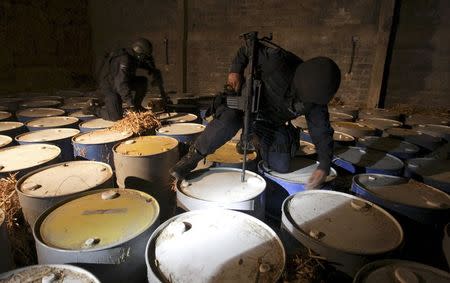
[
  {"x1": 0, "y1": 174, "x2": 37, "y2": 267},
  {"x1": 110, "y1": 110, "x2": 161, "y2": 135},
  {"x1": 282, "y1": 249, "x2": 327, "y2": 283}
]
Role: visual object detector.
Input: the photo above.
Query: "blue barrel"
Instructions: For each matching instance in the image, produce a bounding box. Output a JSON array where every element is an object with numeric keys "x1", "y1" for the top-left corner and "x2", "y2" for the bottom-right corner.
[
  {"x1": 0, "y1": 111, "x2": 12, "y2": 122},
  {"x1": 333, "y1": 146, "x2": 404, "y2": 176},
  {"x1": 405, "y1": 158, "x2": 450, "y2": 194},
  {"x1": 72, "y1": 129, "x2": 133, "y2": 168},
  {"x1": 69, "y1": 110, "x2": 95, "y2": 122},
  {"x1": 156, "y1": 122, "x2": 205, "y2": 144},
  {"x1": 258, "y1": 158, "x2": 337, "y2": 219},
  {"x1": 16, "y1": 108, "x2": 65, "y2": 123},
  {"x1": 25, "y1": 116, "x2": 79, "y2": 131},
  {"x1": 15, "y1": 128, "x2": 80, "y2": 161},
  {"x1": 0, "y1": 135, "x2": 12, "y2": 149},
  {"x1": 357, "y1": 136, "x2": 420, "y2": 160},
  {"x1": 352, "y1": 174, "x2": 450, "y2": 224},
  {"x1": 385, "y1": 127, "x2": 443, "y2": 152},
  {"x1": 0, "y1": 121, "x2": 27, "y2": 139},
  {"x1": 78, "y1": 118, "x2": 115, "y2": 133},
  {"x1": 413, "y1": 124, "x2": 450, "y2": 142}
]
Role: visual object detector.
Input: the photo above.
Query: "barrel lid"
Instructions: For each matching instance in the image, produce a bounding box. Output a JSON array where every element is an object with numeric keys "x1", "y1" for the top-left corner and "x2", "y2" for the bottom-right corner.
[
  {"x1": 358, "y1": 136, "x2": 420, "y2": 155},
  {"x1": 157, "y1": 112, "x2": 198, "y2": 123},
  {"x1": 359, "y1": 108, "x2": 400, "y2": 120},
  {"x1": 180, "y1": 168, "x2": 265, "y2": 202},
  {"x1": 386, "y1": 127, "x2": 442, "y2": 142},
  {"x1": 16, "y1": 128, "x2": 79, "y2": 142},
  {"x1": 405, "y1": 114, "x2": 450, "y2": 126},
  {"x1": 39, "y1": 189, "x2": 159, "y2": 250},
  {"x1": 69, "y1": 110, "x2": 95, "y2": 119},
  {"x1": 407, "y1": 158, "x2": 450, "y2": 184},
  {"x1": 26, "y1": 116, "x2": 78, "y2": 128},
  {"x1": 19, "y1": 100, "x2": 60, "y2": 108},
  {"x1": 28, "y1": 95, "x2": 63, "y2": 101},
  {"x1": 18, "y1": 161, "x2": 113, "y2": 198},
  {"x1": 296, "y1": 140, "x2": 316, "y2": 156},
  {"x1": 0, "y1": 264, "x2": 101, "y2": 282},
  {"x1": 0, "y1": 111, "x2": 11, "y2": 120},
  {"x1": 0, "y1": 121, "x2": 24, "y2": 131},
  {"x1": 60, "y1": 102, "x2": 87, "y2": 110},
  {"x1": 333, "y1": 121, "x2": 376, "y2": 131},
  {"x1": 334, "y1": 131, "x2": 355, "y2": 142},
  {"x1": 16, "y1": 108, "x2": 64, "y2": 118},
  {"x1": 206, "y1": 141, "x2": 257, "y2": 164},
  {"x1": 0, "y1": 135, "x2": 12, "y2": 148},
  {"x1": 353, "y1": 260, "x2": 450, "y2": 283},
  {"x1": 291, "y1": 115, "x2": 307, "y2": 129},
  {"x1": 73, "y1": 129, "x2": 133, "y2": 145},
  {"x1": 285, "y1": 191, "x2": 403, "y2": 254},
  {"x1": 329, "y1": 111, "x2": 354, "y2": 122},
  {"x1": 79, "y1": 118, "x2": 114, "y2": 129},
  {"x1": 0, "y1": 144, "x2": 61, "y2": 173},
  {"x1": 0, "y1": 97, "x2": 23, "y2": 103},
  {"x1": 115, "y1": 136, "x2": 178, "y2": 156},
  {"x1": 152, "y1": 209, "x2": 284, "y2": 282},
  {"x1": 157, "y1": 123, "x2": 205, "y2": 135},
  {"x1": 358, "y1": 118, "x2": 402, "y2": 130},
  {"x1": 329, "y1": 105, "x2": 359, "y2": 116},
  {"x1": 262, "y1": 158, "x2": 337, "y2": 183},
  {"x1": 414, "y1": 124, "x2": 450, "y2": 140},
  {"x1": 334, "y1": 147, "x2": 404, "y2": 171},
  {"x1": 354, "y1": 174, "x2": 450, "y2": 209}
]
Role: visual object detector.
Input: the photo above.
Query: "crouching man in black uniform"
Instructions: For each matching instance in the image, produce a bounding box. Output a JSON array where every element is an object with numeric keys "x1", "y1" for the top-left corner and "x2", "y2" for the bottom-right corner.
[
  {"x1": 170, "y1": 40, "x2": 341, "y2": 189},
  {"x1": 84, "y1": 38, "x2": 168, "y2": 121}
]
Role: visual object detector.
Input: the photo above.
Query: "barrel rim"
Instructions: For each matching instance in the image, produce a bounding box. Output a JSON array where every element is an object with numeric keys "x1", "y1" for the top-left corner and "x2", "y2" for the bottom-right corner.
[
  {"x1": 16, "y1": 107, "x2": 65, "y2": 118},
  {"x1": 15, "y1": 128, "x2": 80, "y2": 143},
  {"x1": 0, "y1": 121, "x2": 25, "y2": 130},
  {"x1": 282, "y1": 190, "x2": 404, "y2": 256},
  {"x1": 25, "y1": 116, "x2": 79, "y2": 127},
  {"x1": 156, "y1": 122, "x2": 206, "y2": 135},
  {"x1": 357, "y1": 136, "x2": 420, "y2": 153},
  {"x1": 0, "y1": 264, "x2": 101, "y2": 282},
  {"x1": 334, "y1": 146, "x2": 405, "y2": 170},
  {"x1": 78, "y1": 118, "x2": 115, "y2": 129},
  {"x1": 112, "y1": 135, "x2": 179, "y2": 158},
  {"x1": 16, "y1": 160, "x2": 113, "y2": 198},
  {"x1": 33, "y1": 188, "x2": 160, "y2": 252},
  {"x1": 0, "y1": 135, "x2": 13, "y2": 147},
  {"x1": 71, "y1": 129, "x2": 133, "y2": 145}
]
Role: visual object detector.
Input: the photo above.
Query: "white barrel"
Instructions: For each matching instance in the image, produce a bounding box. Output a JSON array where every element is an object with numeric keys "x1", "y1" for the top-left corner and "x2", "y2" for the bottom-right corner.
[
  {"x1": 329, "y1": 111, "x2": 354, "y2": 122},
  {"x1": 19, "y1": 100, "x2": 61, "y2": 109},
  {"x1": 385, "y1": 127, "x2": 443, "y2": 151},
  {"x1": 0, "y1": 264, "x2": 101, "y2": 282},
  {"x1": 282, "y1": 191, "x2": 404, "y2": 276},
  {"x1": 157, "y1": 112, "x2": 198, "y2": 123},
  {"x1": 79, "y1": 118, "x2": 115, "y2": 132},
  {"x1": 16, "y1": 108, "x2": 65, "y2": 123},
  {"x1": 329, "y1": 105, "x2": 359, "y2": 118},
  {"x1": 177, "y1": 168, "x2": 266, "y2": 219},
  {"x1": 405, "y1": 114, "x2": 450, "y2": 127},
  {"x1": 146, "y1": 209, "x2": 285, "y2": 282},
  {"x1": 0, "y1": 144, "x2": 61, "y2": 178},
  {"x1": 25, "y1": 116, "x2": 79, "y2": 131},
  {"x1": 0, "y1": 111, "x2": 12, "y2": 121},
  {"x1": 156, "y1": 123, "x2": 205, "y2": 144},
  {"x1": 357, "y1": 118, "x2": 402, "y2": 131},
  {"x1": 34, "y1": 189, "x2": 160, "y2": 283},
  {"x1": 413, "y1": 124, "x2": 450, "y2": 142},
  {"x1": 0, "y1": 135, "x2": 12, "y2": 149},
  {"x1": 0, "y1": 209, "x2": 13, "y2": 273},
  {"x1": 69, "y1": 109, "x2": 95, "y2": 121},
  {"x1": 16, "y1": 160, "x2": 113, "y2": 226},
  {"x1": 0, "y1": 121, "x2": 26, "y2": 138}
]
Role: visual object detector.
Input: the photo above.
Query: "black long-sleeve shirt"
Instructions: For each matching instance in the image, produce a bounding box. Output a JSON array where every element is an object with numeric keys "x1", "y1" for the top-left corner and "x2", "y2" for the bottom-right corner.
[{"x1": 229, "y1": 43, "x2": 334, "y2": 173}]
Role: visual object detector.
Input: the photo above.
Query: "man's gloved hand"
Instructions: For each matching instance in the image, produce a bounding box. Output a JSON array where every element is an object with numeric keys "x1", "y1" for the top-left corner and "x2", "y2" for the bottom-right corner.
[
  {"x1": 227, "y1": 72, "x2": 241, "y2": 92},
  {"x1": 306, "y1": 168, "x2": 327, "y2": 190}
]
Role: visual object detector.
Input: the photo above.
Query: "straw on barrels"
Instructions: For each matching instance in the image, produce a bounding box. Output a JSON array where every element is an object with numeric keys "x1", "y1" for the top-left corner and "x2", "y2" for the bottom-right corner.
[
  {"x1": 110, "y1": 110, "x2": 161, "y2": 135},
  {"x1": 282, "y1": 249, "x2": 326, "y2": 283},
  {"x1": 0, "y1": 174, "x2": 37, "y2": 266}
]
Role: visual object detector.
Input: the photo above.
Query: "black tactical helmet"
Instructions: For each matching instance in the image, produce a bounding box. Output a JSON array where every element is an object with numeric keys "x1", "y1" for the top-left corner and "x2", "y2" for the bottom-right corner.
[
  {"x1": 293, "y1": 57, "x2": 341, "y2": 105},
  {"x1": 131, "y1": 38, "x2": 153, "y2": 57}
]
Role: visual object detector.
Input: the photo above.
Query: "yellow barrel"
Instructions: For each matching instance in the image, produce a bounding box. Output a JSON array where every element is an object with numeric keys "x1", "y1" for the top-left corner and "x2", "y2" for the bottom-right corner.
[{"x1": 206, "y1": 141, "x2": 257, "y2": 169}]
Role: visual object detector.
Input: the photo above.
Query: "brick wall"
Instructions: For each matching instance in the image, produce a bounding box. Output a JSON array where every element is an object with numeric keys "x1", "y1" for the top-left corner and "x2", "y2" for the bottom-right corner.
[
  {"x1": 385, "y1": 0, "x2": 450, "y2": 108},
  {"x1": 0, "y1": 0, "x2": 93, "y2": 94}
]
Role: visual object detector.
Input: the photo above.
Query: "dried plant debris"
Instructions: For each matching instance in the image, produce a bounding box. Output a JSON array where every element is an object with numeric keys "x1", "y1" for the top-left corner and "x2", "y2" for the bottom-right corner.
[
  {"x1": 283, "y1": 249, "x2": 327, "y2": 283},
  {"x1": 110, "y1": 110, "x2": 161, "y2": 135},
  {"x1": 0, "y1": 174, "x2": 37, "y2": 267},
  {"x1": 0, "y1": 266, "x2": 97, "y2": 283}
]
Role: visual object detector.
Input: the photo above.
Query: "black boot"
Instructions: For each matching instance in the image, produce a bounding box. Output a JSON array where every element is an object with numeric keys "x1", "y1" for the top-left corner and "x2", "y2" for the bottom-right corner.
[{"x1": 169, "y1": 147, "x2": 205, "y2": 179}]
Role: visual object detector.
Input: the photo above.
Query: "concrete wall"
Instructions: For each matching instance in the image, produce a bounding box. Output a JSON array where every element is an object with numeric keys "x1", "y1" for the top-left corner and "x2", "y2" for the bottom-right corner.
[
  {"x1": 0, "y1": 0, "x2": 93, "y2": 94},
  {"x1": 385, "y1": 0, "x2": 450, "y2": 108}
]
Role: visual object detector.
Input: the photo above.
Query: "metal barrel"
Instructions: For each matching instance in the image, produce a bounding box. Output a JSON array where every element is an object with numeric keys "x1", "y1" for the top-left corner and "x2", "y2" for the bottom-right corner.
[
  {"x1": 405, "y1": 114, "x2": 450, "y2": 127},
  {"x1": 358, "y1": 108, "x2": 401, "y2": 121},
  {"x1": 59, "y1": 101, "x2": 88, "y2": 114},
  {"x1": 351, "y1": 173, "x2": 450, "y2": 225},
  {"x1": 205, "y1": 141, "x2": 258, "y2": 170},
  {"x1": 357, "y1": 136, "x2": 420, "y2": 160},
  {"x1": 281, "y1": 191, "x2": 404, "y2": 277},
  {"x1": 0, "y1": 209, "x2": 13, "y2": 274},
  {"x1": 291, "y1": 115, "x2": 308, "y2": 129},
  {"x1": 405, "y1": 158, "x2": 450, "y2": 194},
  {"x1": 329, "y1": 105, "x2": 360, "y2": 119},
  {"x1": 16, "y1": 160, "x2": 113, "y2": 226},
  {"x1": 258, "y1": 158, "x2": 337, "y2": 219},
  {"x1": 413, "y1": 124, "x2": 450, "y2": 142},
  {"x1": 353, "y1": 260, "x2": 450, "y2": 283},
  {"x1": 329, "y1": 111, "x2": 355, "y2": 122},
  {"x1": 0, "y1": 135, "x2": 13, "y2": 149},
  {"x1": 16, "y1": 108, "x2": 65, "y2": 123},
  {"x1": 69, "y1": 110, "x2": 96, "y2": 122},
  {"x1": 157, "y1": 112, "x2": 199, "y2": 124},
  {"x1": 357, "y1": 118, "x2": 402, "y2": 131},
  {"x1": 333, "y1": 146, "x2": 404, "y2": 176},
  {"x1": 296, "y1": 140, "x2": 317, "y2": 157},
  {"x1": 301, "y1": 129, "x2": 355, "y2": 146},
  {"x1": 0, "y1": 111, "x2": 12, "y2": 122},
  {"x1": 0, "y1": 121, "x2": 27, "y2": 139},
  {"x1": 113, "y1": 136, "x2": 179, "y2": 221},
  {"x1": 33, "y1": 188, "x2": 160, "y2": 283},
  {"x1": 0, "y1": 144, "x2": 61, "y2": 179},
  {"x1": 25, "y1": 116, "x2": 79, "y2": 131},
  {"x1": 156, "y1": 123, "x2": 205, "y2": 155},
  {"x1": 177, "y1": 168, "x2": 266, "y2": 219},
  {"x1": 384, "y1": 127, "x2": 443, "y2": 152},
  {"x1": 15, "y1": 128, "x2": 80, "y2": 161},
  {"x1": 332, "y1": 121, "x2": 379, "y2": 138},
  {"x1": 72, "y1": 129, "x2": 133, "y2": 168},
  {"x1": 27, "y1": 95, "x2": 64, "y2": 102},
  {"x1": 78, "y1": 118, "x2": 115, "y2": 133},
  {"x1": 0, "y1": 97, "x2": 23, "y2": 112},
  {"x1": 0, "y1": 264, "x2": 101, "y2": 282},
  {"x1": 146, "y1": 209, "x2": 285, "y2": 283},
  {"x1": 19, "y1": 100, "x2": 61, "y2": 109}
]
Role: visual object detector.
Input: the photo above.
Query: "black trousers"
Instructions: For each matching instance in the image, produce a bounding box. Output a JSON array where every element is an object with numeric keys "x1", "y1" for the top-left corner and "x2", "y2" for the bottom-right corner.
[
  {"x1": 95, "y1": 76, "x2": 148, "y2": 121},
  {"x1": 194, "y1": 102, "x2": 299, "y2": 173}
]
